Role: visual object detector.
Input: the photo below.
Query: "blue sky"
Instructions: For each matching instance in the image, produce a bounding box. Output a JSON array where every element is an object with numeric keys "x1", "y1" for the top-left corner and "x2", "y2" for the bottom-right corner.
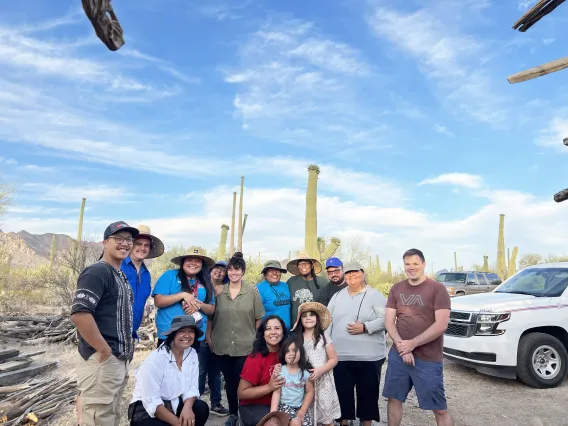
[{"x1": 1, "y1": 0, "x2": 568, "y2": 271}]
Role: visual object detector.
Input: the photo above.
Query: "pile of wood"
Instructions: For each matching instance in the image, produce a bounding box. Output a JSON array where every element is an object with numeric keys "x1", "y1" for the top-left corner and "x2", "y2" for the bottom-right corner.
[
  {"x1": 0, "y1": 349, "x2": 68, "y2": 425},
  {"x1": 0, "y1": 316, "x2": 77, "y2": 345}
]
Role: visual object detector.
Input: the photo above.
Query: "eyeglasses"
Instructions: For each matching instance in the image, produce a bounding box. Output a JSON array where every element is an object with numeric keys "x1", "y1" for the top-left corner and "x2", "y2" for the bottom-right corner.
[
  {"x1": 326, "y1": 269, "x2": 342, "y2": 275},
  {"x1": 108, "y1": 236, "x2": 134, "y2": 245}
]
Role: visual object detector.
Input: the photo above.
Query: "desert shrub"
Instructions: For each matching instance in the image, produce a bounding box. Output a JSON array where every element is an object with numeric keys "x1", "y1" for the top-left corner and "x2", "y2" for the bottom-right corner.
[{"x1": 370, "y1": 282, "x2": 394, "y2": 297}]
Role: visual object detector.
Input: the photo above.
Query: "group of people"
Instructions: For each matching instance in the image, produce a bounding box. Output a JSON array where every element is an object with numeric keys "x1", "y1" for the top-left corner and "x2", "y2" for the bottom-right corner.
[{"x1": 70, "y1": 220, "x2": 454, "y2": 426}]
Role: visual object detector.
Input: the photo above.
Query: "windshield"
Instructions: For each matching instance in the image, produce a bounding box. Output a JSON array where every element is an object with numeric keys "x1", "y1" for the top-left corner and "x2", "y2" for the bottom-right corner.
[
  {"x1": 437, "y1": 273, "x2": 467, "y2": 283},
  {"x1": 495, "y1": 267, "x2": 568, "y2": 297}
]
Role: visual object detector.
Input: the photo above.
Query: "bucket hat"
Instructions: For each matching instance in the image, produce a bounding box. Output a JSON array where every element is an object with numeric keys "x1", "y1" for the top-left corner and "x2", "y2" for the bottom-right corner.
[
  {"x1": 261, "y1": 260, "x2": 287, "y2": 275},
  {"x1": 170, "y1": 246, "x2": 215, "y2": 269},
  {"x1": 343, "y1": 260, "x2": 364, "y2": 274},
  {"x1": 135, "y1": 225, "x2": 164, "y2": 259},
  {"x1": 291, "y1": 302, "x2": 331, "y2": 332},
  {"x1": 162, "y1": 315, "x2": 204, "y2": 340},
  {"x1": 257, "y1": 411, "x2": 290, "y2": 426},
  {"x1": 286, "y1": 252, "x2": 323, "y2": 276}
]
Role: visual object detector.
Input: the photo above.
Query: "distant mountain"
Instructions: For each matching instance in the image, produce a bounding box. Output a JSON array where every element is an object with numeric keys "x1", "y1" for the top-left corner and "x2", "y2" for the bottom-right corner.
[{"x1": 0, "y1": 230, "x2": 100, "y2": 268}]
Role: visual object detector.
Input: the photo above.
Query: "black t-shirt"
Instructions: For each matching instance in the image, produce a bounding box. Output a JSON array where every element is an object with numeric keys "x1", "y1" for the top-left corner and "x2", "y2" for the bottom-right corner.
[
  {"x1": 317, "y1": 281, "x2": 347, "y2": 306},
  {"x1": 71, "y1": 261, "x2": 134, "y2": 361}
]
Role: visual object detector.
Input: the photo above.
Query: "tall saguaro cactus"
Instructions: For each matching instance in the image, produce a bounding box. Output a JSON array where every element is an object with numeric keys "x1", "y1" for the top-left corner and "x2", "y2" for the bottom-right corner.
[
  {"x1": 305, "y1": 165, "x2": 320, "y2": 260},
  {"x1": 454, "y1": 252, "x2": 458, "y2": 271},
  {"x1": 237, "y1": 177, "x2": 244, "y2": 252},
  {"x1": 507, "y1": 246, "x2": 519, "y2": 278},
  {"x1": 229, "y1": 192, "x2": 236, "y2": 257},
  {"x1": 497, "y1": 214, "x2": 507, "y2": 280},
  {"x1": 72, "y1": 198, "x2": 86, "y2": 261},
  {"x1": 482, "y1": 255, "x2": 489, "y2": 272},
  {"x1": 218, "y1": 224, "x2": 229, "y2": 261}
]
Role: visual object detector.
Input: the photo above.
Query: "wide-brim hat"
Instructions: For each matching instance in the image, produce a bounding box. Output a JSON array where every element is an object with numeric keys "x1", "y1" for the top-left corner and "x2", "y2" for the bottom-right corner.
[
  {"x1": 135, "y1": 225, "x2": 164, "y2": 259},
  {"x1": 291, "y1": 301, "x2": 331, "y2": 332},
  {"x1": 261, "y1": 260, "x2": 287, "y2": 275},
  {"x1": 171, "y1": 246, "x2": 215, "y2": 269},
  {"x1": 256, "y1": 411, "x2": 290, "y2": 426},
  {"x1": 163, "y1": 315, "x2": 204, "y2": 340},
  {"x1": 286, "y1": 252, "x2": 322, "y2": 275}
]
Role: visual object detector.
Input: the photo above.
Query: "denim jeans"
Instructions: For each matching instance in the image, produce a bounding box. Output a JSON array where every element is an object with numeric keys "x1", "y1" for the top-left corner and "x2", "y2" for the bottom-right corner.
[{"x1": 198, "y1": 341, "x2": 222, "y2": 407}]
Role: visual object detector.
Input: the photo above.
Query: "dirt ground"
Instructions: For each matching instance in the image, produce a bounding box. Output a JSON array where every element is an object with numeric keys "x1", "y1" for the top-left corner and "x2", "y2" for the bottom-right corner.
[{"x1": 13, "y1": 343, "x2": 568, "y2": 426}]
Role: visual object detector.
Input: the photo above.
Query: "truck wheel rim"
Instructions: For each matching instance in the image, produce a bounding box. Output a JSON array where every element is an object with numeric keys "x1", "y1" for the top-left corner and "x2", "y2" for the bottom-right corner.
[{"x1": 532, "y1": 345, "x2": 561, "y2": 380}]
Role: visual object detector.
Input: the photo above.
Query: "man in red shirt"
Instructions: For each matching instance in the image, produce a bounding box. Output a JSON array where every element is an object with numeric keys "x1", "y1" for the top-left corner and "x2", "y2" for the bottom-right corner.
[{"x1": 382, "y1": 248, "x2": 453, "y2": 426}]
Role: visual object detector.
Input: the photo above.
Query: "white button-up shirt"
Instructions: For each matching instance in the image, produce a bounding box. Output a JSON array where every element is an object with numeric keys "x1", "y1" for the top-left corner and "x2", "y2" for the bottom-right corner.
[{"x1": 131, "y1": 346, "x2": 199, "y2": 417}]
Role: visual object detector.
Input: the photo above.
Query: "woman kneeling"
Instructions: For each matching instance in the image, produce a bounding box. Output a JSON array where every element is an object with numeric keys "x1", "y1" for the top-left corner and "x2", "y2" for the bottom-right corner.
[{"x1": 128, "y1": 315, "x2": 210, "y2": 426}]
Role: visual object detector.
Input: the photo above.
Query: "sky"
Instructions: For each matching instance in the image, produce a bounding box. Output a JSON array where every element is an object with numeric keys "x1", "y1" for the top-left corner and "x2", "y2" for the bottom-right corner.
[{"x1": 1, "y1": 0, "x2": 568, "y2": 271}]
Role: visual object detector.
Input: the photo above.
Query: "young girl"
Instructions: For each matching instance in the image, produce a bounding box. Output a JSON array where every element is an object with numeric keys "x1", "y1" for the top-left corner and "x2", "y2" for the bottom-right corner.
[
  {"x1": 270, "y1": 337, "x2": 315, "y2": 426},
  {"x1": 292, "y1": 302, "x2": 340, "y2": 426}
]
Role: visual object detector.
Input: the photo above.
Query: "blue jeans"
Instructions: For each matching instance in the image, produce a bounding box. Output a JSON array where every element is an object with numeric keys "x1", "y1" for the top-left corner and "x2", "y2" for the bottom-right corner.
[
  {"x1": 198, "y1": 341, "x2": 222, "y2": 407},
  {"x1": 382, "y1": 347, "x2": 447, "y2": 411}
]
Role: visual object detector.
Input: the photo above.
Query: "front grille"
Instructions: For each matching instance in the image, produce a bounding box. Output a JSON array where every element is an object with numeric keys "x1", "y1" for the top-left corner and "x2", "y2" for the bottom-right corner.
[
  {"x1": 443, "y1": 347, "x2": 496, "y2": 362},
  {"x1": 445, "y1": 323, "x2": 470, "y2": 337},
  {"x1": 450, "y1": 311, "x2": 471, "y2": 322}
]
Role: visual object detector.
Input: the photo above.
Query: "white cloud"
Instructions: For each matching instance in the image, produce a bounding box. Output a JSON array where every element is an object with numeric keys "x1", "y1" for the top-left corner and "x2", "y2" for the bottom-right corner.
[
  {"x1": 434, "y1": 124, "x2": 453, "y2": 136},
  {"x1": 419, "y1": 173, "x2": 484, "y2": 189},
  {"x1": 537, "y1": 114, "x2": 568, "y2": 152},
  {"x1": 196, "y1": 0, "x2": 251, "y2": 21},
  {"x1": 22, "y1": 183, "x2": 129, "y2": 203},
  {"x1": 543, "y1": 38, "x2": 556, "y2": 45},
  {"x1": 518, "y1": 0, "x2": 534, "y2": 11}
]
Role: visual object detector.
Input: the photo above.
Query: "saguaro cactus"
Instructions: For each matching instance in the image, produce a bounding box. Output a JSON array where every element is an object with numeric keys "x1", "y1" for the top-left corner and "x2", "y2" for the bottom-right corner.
[
  {"x1": 507, "y1": 246, "x2": 519, "y2": 278},
  {"x1": 318, "y1": 237, "x2": 341, "y2": 262},
  {"x1": 482, "y1": 255, "x2": 489, "y2": 272},
  {"x1": 242, "y1": 213, "x2": 248, "y2": 237},
  {"x1": 387, "y1": 261, "x2": 393, "y2": 282},
  {"x1": 237, "y1": 177, "x2": 244, "y2": 252},
  {"x1": 305, "y1": 165, "x2": 320, "y2": 260},
  {"x1": 454, "y1": 252, "x2": 458, "y2": 271},
  {"x1": 217, "y1": 224, "x2": 229, "y2": 261},
  {"x1": 497, "y1": 214, "x2": 507, "y2": 280},
  {"x1": 229, "y1": 192, "x2": 236, "y2": 257},
  {"x1": 375, "y1": 255, "x2": 381, "y2": 274},
  {"x1": 49, "y1": 235, "x2": 56, "y2": 268}
]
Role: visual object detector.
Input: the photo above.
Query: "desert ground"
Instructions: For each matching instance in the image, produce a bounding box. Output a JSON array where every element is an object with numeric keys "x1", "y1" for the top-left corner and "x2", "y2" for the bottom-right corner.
[{"x1": 14, "y1": 342, "x2": 566, "y2": 426}]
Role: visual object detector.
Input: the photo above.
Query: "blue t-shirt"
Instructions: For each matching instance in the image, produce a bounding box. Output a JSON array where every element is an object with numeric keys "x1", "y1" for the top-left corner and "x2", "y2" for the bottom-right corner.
[
  {"x1": 256, "y1": 280, "x2": 291, "y2": 329},
  {"x1": 151, "y1": 269, "x2": 214, "y2": 340},
  {"x1": 121, "y1": 257, "x2": 152, "y2": 339},
  {"x1": 280, "y1": 365, "x2": 310, "y2": 408}
]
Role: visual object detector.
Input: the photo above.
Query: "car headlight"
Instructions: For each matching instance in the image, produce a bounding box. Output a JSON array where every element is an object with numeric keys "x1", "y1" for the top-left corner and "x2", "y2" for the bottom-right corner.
[
  {"x1": 475, "y1": 313, "x2": 510, "y2": 336},
  {"x1": 447, "y1": 287, "x2": 455, "y2": 295}
]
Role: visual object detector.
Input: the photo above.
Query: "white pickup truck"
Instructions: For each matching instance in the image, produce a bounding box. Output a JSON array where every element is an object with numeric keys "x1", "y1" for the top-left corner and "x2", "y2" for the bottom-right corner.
[{"x1": 443, "y1": 263, "x2": 568, "y2": 388}]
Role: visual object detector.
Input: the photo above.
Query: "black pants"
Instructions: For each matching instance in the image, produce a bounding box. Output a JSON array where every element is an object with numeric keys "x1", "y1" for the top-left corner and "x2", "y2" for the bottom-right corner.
[
  {"x1": 130, "y1": 399, "x2": 209, "y2": 426},
  {"x1": 217, "y1": 355, "x2": 247, "y2": 415},
  {"x1": 333, "y1": 358, "x2": 385, "y2": 422},
  {"x1": 239, "y1": 404, "x2": 270, "y2": 426}
]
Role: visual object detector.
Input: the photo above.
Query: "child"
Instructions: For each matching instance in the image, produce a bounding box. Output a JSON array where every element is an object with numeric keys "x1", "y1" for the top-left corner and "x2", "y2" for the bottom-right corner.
[
  {"x1": 292, "y1": 302, "x2": 340, "y2": 426},
  {"x1": 270, "y1": 337, "x2": 315, "y2": 426}
]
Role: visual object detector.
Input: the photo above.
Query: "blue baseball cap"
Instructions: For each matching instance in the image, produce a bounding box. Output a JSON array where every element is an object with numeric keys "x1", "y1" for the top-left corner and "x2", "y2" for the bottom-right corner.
[
  {"x1": 211, "y1": 260, "x2": 229, "y2": 284},
  {"x1": 325, "y1": 257, "x2": 343, "y2": 269}
]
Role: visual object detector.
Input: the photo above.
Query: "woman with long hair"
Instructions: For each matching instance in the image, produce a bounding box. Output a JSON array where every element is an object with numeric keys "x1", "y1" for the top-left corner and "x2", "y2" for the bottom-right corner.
[
  {"x1": 209, "y1": 252, "x2": 265, "y2": 426},
  {"x1": 286, "y1": 253, "x2": 326, "y2": 325},
  {"x1": 128, "y1": 315, "x2": 209, "y2": 425},
  {"x1": 152, "y1": 246, "x2": 215, "y2": 347},
  {"x1": 237, "y1": 315, "x2": 289, "y2": 426}
]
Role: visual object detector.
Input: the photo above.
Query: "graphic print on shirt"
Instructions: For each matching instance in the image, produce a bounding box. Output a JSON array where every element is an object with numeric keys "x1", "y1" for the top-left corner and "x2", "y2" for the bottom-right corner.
[
  {"x1": 293, "y1": 288, "x2": 313, "y2": 305},
  {"x1": 400, "y1": 294, "x2": 424, "y2": 307}
]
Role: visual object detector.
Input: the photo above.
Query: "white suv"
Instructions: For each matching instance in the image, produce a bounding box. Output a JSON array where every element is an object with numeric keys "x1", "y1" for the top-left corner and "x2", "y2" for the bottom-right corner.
[{"x1": 443, "y1": 263, "x2": 568, "y2": 388}]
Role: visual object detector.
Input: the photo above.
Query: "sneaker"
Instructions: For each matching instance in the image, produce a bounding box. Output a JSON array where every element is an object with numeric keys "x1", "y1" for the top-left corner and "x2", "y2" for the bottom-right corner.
[
  {"x1": 224, "y1": 414, "x2": 239, "y2": 426},
  {"x1": 211, "y1": 403, "x2": 230, "y2": 416}
]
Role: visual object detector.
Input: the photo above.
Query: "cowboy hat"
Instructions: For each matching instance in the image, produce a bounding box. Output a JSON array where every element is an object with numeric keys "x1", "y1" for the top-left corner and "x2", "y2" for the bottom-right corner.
[
  {"x1": 291, "y1": 301, "x2": 331, "y2": 332},
  {"x1": 135, "y1": 225, "x2": 164, "y2": 259},
  {"x1": 286, "y1": 253, "x2": 322, "y2": 275},
  {"x1": 256, "y1": 411, "x2": 290, "y2": 426},
  {"x1": 261, "y1": 260, "x2": 287, "y2": 275},
  {"x1": 170, "y1": 246, "x2": 215, "y2": 269},
  {"x1": 163, "y1": 315, "x2": 204, "y2": 340}
]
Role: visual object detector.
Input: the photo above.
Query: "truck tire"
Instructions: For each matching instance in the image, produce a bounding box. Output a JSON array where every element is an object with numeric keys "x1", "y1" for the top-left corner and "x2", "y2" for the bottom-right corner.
[
  {"x1": 517, "y1": 332, "x2": 568, "y2": 388},
  {"x1": 456, "y1": 291, "x2": 465, "y2": 297}
]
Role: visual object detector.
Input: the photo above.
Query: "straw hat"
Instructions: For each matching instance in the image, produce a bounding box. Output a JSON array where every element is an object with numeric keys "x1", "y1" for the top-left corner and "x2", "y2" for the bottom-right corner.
[
  {"x1": 291, "y1": 302, "x2": 331, "y2": 332},
  {"x1": 170, "y1": 246, "x2": 215, "y2": 269},
  {"x1": 256, "y1": 411, "x2": 290, "y2": 426},
  {"x1": 286, "y1": 252, "x2": 323, "y2": 275},
  {"x1": 135, "y1": 225, "x2": 164, "y2": 259}
]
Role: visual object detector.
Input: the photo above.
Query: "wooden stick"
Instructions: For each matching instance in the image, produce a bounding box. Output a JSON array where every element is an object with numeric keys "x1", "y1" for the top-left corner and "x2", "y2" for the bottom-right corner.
[
  {"x1": 0, "y1": 362, "x2": 57, "y2": 386},
  {"x1": 0, "y1": 383, "x2": 29, "y2": 395},
  {"x1": 0, "y1": 349, "x2": 19, "y2": 362},
  {"x1": 507, "y1": 56, "x2": 568, "y2": 83}
]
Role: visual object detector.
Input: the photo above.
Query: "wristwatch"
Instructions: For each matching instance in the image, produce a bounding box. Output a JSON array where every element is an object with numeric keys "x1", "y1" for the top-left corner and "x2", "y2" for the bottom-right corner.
[{"x1": 363, "y1": 323, "x2": 367, "y2": 333}]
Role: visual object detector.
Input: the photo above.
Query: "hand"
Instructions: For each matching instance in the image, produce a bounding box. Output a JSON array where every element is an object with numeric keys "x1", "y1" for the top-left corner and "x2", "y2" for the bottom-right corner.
[
  {"x1": 268, "y1": 373, "x2": 285, "y2": 391},
  {"x1": 97, "y1": 346, "x2": 112, "y2": 364},
  {"x1": 272, "y1": 363, "x2": 282, "y2": 376},
  {"x1": 206, "y1": 335, "x2": 214, "y2": 352},
  {"x1": 346, "y1": 321, "x2": 365, "y2": 335},
  {"x1": 397, "y1": 339, "x2": 416, "y2": 355},
  {"x1": 179, "y1": 404, "x2": 195, "y2": 426},
  {"x1": 181, "y1": 293, "x2": 200, "y2": 311},
  {"x1": 401, "y1": 352, "x2": 415, "y2": 367},
  {"x1": 213, "y1": 285, "x2": 224, "y2": 297},
  {"x1": 290, "y1": 417, "x2": 301, "y2": 426},
  {"x1": 182, "y1": 302, "x2": 197, "y2": 315},
  {"x1": 309, "y1": 367, "x2": 323, "y2": 381}
]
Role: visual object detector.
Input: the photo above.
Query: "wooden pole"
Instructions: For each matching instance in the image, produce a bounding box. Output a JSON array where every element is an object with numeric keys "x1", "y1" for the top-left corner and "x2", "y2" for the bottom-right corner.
[
  {"x1": 507, "y1": 56, "x2": 568, "y2": 84},
  {"x1": 229, "y1": 192, "x2": 236, "y2": 257}
]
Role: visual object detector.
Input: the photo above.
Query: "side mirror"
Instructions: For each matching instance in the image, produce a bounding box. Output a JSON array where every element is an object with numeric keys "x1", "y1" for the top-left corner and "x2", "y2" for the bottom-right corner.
[{"x1": 467, "y1": 281, "x2": 475, "y2": 285}]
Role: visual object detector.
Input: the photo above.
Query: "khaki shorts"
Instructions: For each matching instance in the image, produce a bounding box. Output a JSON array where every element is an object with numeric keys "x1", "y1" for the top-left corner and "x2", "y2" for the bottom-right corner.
[{"x1": 76, "y1": 352, "x2": 130, "y2": 426}]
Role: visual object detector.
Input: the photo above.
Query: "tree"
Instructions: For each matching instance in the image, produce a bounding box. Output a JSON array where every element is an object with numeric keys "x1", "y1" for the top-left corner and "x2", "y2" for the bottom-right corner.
[
  {"x1": 518, "y1": 253, "x2": 543, "y2": 270},
  {"x1": 335, "y1": 236, "x2": 371, "y2": 265}
]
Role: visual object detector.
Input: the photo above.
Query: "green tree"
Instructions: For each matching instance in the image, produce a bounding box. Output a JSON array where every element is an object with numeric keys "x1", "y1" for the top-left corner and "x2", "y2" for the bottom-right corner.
[{"x1": 518, "y1": 253, "x2": 543, "y2": 270}]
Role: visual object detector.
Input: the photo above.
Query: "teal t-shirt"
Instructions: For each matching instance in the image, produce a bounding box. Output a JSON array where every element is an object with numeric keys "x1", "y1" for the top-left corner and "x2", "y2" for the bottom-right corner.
[
  {"x1": 152, "y1": 269, "x2": 215, "y2": 340},
  {"x1": 280, "y1": 365, "x2": 310, "y2": 408},
  {"x1": 255, "y1": 280, "x2": 291, "y2": 329}
]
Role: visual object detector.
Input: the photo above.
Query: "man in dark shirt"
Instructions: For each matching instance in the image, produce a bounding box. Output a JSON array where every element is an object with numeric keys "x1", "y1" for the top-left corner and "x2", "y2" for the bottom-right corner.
[
  {"x1": 71, "y1": 221, "x2": 139, "y2": 426},
  {"x1": 317, "y1": 257, "x2": 347, "y2": 306}
]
